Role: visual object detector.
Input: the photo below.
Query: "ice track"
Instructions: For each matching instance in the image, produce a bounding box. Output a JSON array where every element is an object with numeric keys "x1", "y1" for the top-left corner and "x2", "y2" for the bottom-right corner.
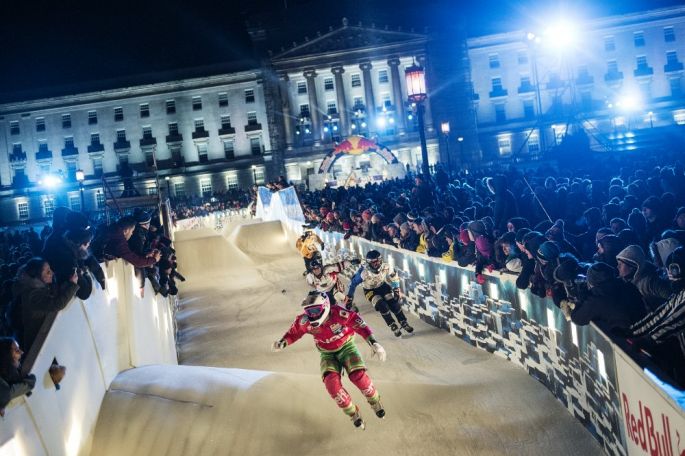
[{"x1": 90, "y1": 220, "x2": 602, "y2": 456}]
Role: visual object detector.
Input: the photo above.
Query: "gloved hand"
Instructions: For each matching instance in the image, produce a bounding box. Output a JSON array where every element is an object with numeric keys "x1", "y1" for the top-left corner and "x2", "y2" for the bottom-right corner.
[
  {"x1": 271, "y1": 339, "x2": 287, "y2": 352},
  {"x1": 371, "y1": 342, "x2": 387, "y2": 362},
  {"x1": 559, "y1": 300, "x2": 574, "y2": 321},
  {"x1": 476, "y1": 274, "x2": 486, "y2": 285},
  {"x1": 392, "y1": 288, "x2": 401, "y2": 300},
  {"x1": 350, "y1": 258, "x2": 361, "y2": 265},
  {"x1": 24, "y1": 374, "x2": 36, "y2": 390}
]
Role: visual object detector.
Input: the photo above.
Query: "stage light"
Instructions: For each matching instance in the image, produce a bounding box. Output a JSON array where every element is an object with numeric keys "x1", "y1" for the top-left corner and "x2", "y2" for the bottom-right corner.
[
  {"x1": 407, "y1": 114, "x2": 413, "y2": 120},
  {"x1": 40, "y1": 174, "x2": 62, "y2": 189},
  {"x1": 351, "y1": 123, "x2": 357, "y2": 130},
  {"x1": 376, "y1": 117, "x2": 386, "y2": 128},
  {"x1": 333, "y1": 125, "x2": 338, "y2": 131},
  {"x1": 616, "y1": 91, "x2": 643, "y2": 112},
  {"x1": 542, "y1": 19, "x2": 578, "y2": 52},
  {"x1": 389, "y1": 117, "x2": 395, "y2": 124},
  {"x1": 361, "y1": 122, "x2": 367, "y2": 128},
  {"x1": 323, "y1": 126, "x2": 329, "y2": 132}
]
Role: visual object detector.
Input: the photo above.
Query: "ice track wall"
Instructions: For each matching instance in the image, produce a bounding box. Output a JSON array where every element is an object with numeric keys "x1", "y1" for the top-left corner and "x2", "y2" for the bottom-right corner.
[{"x1": 0, "y1": 260, "x2": 177, "y2": 456}]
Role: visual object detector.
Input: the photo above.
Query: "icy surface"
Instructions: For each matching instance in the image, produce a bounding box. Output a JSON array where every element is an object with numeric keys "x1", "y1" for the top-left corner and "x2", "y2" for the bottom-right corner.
[{"x1": 90, "y1": 221, "x2": 602, "y2": 455}]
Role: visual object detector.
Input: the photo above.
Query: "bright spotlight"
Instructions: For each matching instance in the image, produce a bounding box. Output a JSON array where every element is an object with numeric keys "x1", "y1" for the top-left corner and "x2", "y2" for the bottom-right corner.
[
  {"x1": 542, "y1": 19, "x2": 578, "y2": 52},
  {"x1": 361, "y1": 122, "x2": 367, "y2": 128},
  {"x1": 40, "y1": 174, "x2": 62, "y2": 189},
  {"x1": 617, "y1": 92, "x2": 643, "y2": 112},
  {"x1": 376, "y1": 117, "x2": 386, "y2": 128}
]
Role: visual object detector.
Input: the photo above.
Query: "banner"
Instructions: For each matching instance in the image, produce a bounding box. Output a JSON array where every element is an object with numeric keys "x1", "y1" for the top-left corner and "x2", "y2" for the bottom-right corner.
[{"x1": 614, "y1": 349, "x2": 685, "y2": 456}]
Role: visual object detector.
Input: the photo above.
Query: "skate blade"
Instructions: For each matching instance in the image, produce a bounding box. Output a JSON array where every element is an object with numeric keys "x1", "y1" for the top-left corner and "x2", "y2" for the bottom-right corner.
[
  {"x1": 401, "y1": 332, "x2": 415, "y2": 338},
  {"x1": 353, "y1": 419, "x2": 366, "y2": 430},
  {"x1": 375, "y1": 410, "x2": 386, "y2": 419}
]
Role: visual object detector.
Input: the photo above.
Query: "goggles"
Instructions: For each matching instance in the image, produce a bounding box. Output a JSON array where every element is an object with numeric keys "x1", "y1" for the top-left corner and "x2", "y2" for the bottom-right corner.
[
  {"x1": 368, "y1": 259, "x2": 381, "y2": 268},
  {"x1": 304, "y1": 305, "x2": 325, "y2": 320}
]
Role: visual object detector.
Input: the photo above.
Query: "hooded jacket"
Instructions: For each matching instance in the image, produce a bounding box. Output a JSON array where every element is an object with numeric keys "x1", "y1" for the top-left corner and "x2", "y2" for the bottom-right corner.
[
  {"x1": 488, "y1": 175, "x2": 518, "y2": 233},
  {"x1": 616, "y1": 245, "x2": 671, "y2": 311}
]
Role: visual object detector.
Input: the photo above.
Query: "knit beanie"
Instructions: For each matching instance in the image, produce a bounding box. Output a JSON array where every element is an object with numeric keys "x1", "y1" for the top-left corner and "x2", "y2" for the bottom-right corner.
[
  {"x1": 627, "y1": 208, "x2": 646, "y2": 233},
  {"x1": 553, "y1": 253, "x2": 581, "y2": 283},
  {"x1": 537, "y1": 241, "x2": 561, "y2": 262},
  {"x1": 616, "y1": 245, "x2": 646, "y2": 269},
  {"x1": 642, "y1": 196, "x2": 662, "y2": 212},
  {"x1": 515, "y1": 228, "x2": 532, "y2": 244},
  {"x1": 587, "y1": 262, "x2": 616, "y2": 287},
  {"x1": 508, "y1": 217, "x2": 530, "y2": 231},
  {"x1": 468, "y1": 220, "x2": 486, "y2": 237},
  {"x1": 524, "y1": 233, "x2": 546, "y2": 256},
  {"x1": 617, "y1": 228, "x2": 639, "y2": 247}
]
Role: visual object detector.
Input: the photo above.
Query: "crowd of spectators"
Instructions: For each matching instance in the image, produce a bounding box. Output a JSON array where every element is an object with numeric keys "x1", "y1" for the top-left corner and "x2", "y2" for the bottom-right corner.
[
  {"x1": 170, "y1": 188, "x2": 254, "y2": 221},
  {"x1": 299, "y1": 155, "x2": 685, "y2": 388},
  {"x1": 0, "y1": 205, "x2": 182, "y2": 414}
]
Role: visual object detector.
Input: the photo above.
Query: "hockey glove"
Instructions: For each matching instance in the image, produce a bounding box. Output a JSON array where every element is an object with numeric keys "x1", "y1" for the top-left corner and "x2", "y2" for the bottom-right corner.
[
  {"x1": 371, "y1": 342, "x2": 387, "y2": 362},
  {"x1": 271, "y1": 339, "x2": 287, "y2": 352},
  {"x1": 392, "y1": 288, "x2": 401, "y2": 300},
  {"x1": 350, "y1": 258, "x2": 361, "y2": 265}
]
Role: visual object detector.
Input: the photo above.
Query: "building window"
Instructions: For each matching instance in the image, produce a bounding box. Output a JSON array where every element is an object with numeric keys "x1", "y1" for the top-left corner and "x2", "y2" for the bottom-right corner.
[
  {"x1": 64, "y1": 136, "x2": 74, "y2": 148},
  {"x1": 497, "y1": 136, "x2": 512, "y2": 155},
  {"x1": 353, "y1": 97, "x2": 364, "y2": 109},
  {"x1": 324, "y1": 78, "x2": 334, "y2": 91},
  {"x1": 38, "y1": 141, "x2": 48, "y2": 153},
  {"x1": 174, "y1": 182, "x2": 186, "y2": 198},
  {"x1": 198, "y1": 143, "x2": 208, "y2": 163},
  {"x1": 36, "y1": 118, "x2": 46, "y2": 132},
  {"x1": 247, "y1": 112, "x2": 258, "y2": 125},
  {"x1": 166, "y1": 100, "x2": 176, "y2": 114},
  {"x1": 69, "y1": 195, "x2": 81, "y2": 212},
  {"x1": 517, "y1": 51, "x2": 528, "y2": 65},
  {"x1": 223, "y1": 140, "x2": 235, "y2": 159},
  {"x1": 664, "y1": 26, "x2": 676, "y2": 43},
  {"x1": 43, "y1": 198, "x2": 55, "y2": 218},
  {"x1": 245, "y1": 89, "x2": 255, "y2": 104},
  {"x1": 634, "y1": 31, "x2": 645, "y2": 47},
  {"x1": 62, "y1": 114, "x2": 71, "y2": 129},
  {"x1": 142, "y1": 126, "x2": 152, "y2": 139},
  {"x1": 140, "y1": 103, "x2": 150, "y2": 118},
  {"x1": 673, "y1": 109, "x2": 685, "y2": 125},
  {"x1": 17, "y1": 202, "x2": 29, "y2": 220},
  {"x1": 327, "y1": 101, "x2": 337, "y2": 114},
  {"x1": 168, "y1": 122, "x2": 179, "y2": 135},
  {"x1": 351, "y1": 74, "x2": 361, "y2": 87},
  {"x1": 226, "y1": 173, "x2": 238, "y2": 190},
  {"x1": 636, "y1": 55, "x2": 649, "y2": 70},
  {"x1": 192, "y1": 96, "x2": 203, "y2": 111},
  {"x1": 489, "y1": 54, "x2": 500, "y2": 69},
  {"x1": 523, "y1": 99, "x2": 535, "y2": 119},
  {"x1": 194, "y1": 119, "x2": 205, "y2": 131},
  {"x1": 93, "y1": 157, "x2": 103, "y2": 176},
  {"x1": 520, "y1": 75, "x2": 531, "y2": 87},
  {"x1": 254, "y1": 166, "x2": 265, "y2": 184},
  {"x1": 116, "y1": 129, "x2": 126, "y2": 141},
  {"x1": 250, "y1": 137, "x2": 262, "y2": 155},
  {"x1": 200, "y1": 178, "x2": 212, "y2": 196},
  {"x1": 552, "y1": 124, "x2": 567, "y2": 144},
  {"x1": 604, "y1": 36, "x2": 615, "y2": 52},
  {"x1": 12, "y1": 143, "x2": 22, "y2": 155},
  {"x1": 667, "y1": 51, "x2": 679, "y2": 65},
  {"x1": 93, "y1": 190, "x2": 104, "y2": 208},
  {"x1": 492, "y1": 78, "x2": 503, "y2": 91},
  {"x1": 221, "y1": 115, "x2": 232, "y2": 129},
  {"x1": 527, "y1": 131, "x2": 540, "y2": 153},
  {"x1": 670, "y1": 78, "x2": 682, "y2": 97},
  {"x1": 299, "y1": 104, "x2": 310, "y2": 117},
  {"x1": 297, "y1": 82, "x2": 307, "y2": 94},
  {"x1": 607, "y1": 60, "x2": 619, "y2": 73},
  {"x1": 114, "y1": 107, "x2": 124, "y2": 122},
  {"x1": 378, "y1": 69, "x2": 389, "y2": 83},
  {"x1": 494, "y1": 104, "x2": 506, "y2": 123},
  {"x1": 88, "y1": 111, "x2": 98, "y2": 125},
  {"x1": 218, "y1": 92, "x2": 228, "y2": 107},
  {"x1": 9, "y1": 121, "x2": 19, "y2": 135}
]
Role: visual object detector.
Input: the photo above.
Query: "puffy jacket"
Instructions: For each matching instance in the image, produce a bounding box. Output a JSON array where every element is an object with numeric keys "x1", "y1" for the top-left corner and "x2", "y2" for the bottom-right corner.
[{"x1": 630, "y1": 262, "x2": 672, "y2": 311}]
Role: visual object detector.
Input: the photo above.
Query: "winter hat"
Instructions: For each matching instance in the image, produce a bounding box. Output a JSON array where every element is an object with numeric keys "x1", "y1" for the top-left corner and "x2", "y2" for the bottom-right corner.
[
  {"x1": 524, "y1": 232, "x2": 546, "y2": 256},
  {"x1": 598, "y1": 234, "x2": 625, "y2": 255},
  {"x1": 499, "y1": 231, "x2": 517, "y2": 246},
  {"x1": 406, "y1": 211, "x2": 418, "y2": 222},
  {"x1": 617, "y1": 228, "x2": 640, "y2": 246},
  {"x1": 64, "y1": 228, "x2": 93, "y2": 246},
  {"x1": 587, "y1": 262, "x2": 616, "y2": 287},
  {"x1": 545, "y1": 219, "x2": 565, "y2": 241},
  {"x1": 65, "y1": 211, "x2": 90, "y2": 231},
  {"x1": 666, "y1": 247, "x2": 685, "y2": 280},
  {"x1": 475, "y1": 236, "x2": 493, "y2": 258},
  {"x1": 609, "y1": 218, "x2": 627, "y2": 232},
  {"x1": 508, "y1": 217, "x2": 530, "y2": 231},
  {"x1": 135, "y1": 210, "x2": 152, "y2": 225},
  {"x1": 616, "y1": 245, "x2": 646, "y2": 269},
  {"x1": 596, "y1": 227, "x2": 613, "y2": 243},
  {"x1": 468, "y1": 220, "x2": 486, "y2": 237},
  {"x1": 537, "y1": 241, "x2": 561, "y2": 262},
  {"x1": 627, "y1": 208, "x2": 647, "y2": 233},
  {"x1": 584, "y1": 207, "x2": 602, "y2": 226},
  {"x1": 674, "y1": 207, "x2": 685, "y2": 223},
  {"x1": 654, "y1": 238, "x2": 682, "y2": 266},
  {"x1": 480, "y1": 216, "x2": 494, "y2": 235},
  {"x1": 553, "y1": 253, "x2": 581, "y2": 283},
  {"x1": 609, "y1": 185, "x2": 626, "y2": 200},
  {"x1": 462, "y1": 206, "x2": 476, "y2": 222},
  {"x1": 533, "y1": 220, "x2": 553, "y2": 234},
  {"x1": 642, "y1": 196, "x2": 662, "y2": 212},
  {"x1": 515, "y1": 228, "x2": 532, "y2": 244}
]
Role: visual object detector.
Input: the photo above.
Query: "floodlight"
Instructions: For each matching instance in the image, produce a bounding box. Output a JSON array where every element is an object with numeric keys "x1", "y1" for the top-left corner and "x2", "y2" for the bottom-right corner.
[
  {"x1": 616, "y1": 91, "x2": 643, "y2": 112},
  {"x1": 376, "y1": 117, "x2": 386, "y2": 128},
  {"x1": 40, "y1": 174, "x2": 62, "y2": 189},
  {"x1": 542, "y1": 19, "x2": 578, "y2": 52},
  {"x1": 361, "y1": 122, "x2": 367, "y2": 128},
  {"x1": 75, "y1": 169, "x2": 85, "y2": 182}
]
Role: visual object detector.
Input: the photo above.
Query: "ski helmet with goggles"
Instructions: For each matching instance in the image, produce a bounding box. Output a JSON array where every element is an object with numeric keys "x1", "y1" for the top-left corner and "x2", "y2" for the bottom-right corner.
[
  {"x1": 366, "y1": 250, "x2": 382, "y2": 272},
  {"x1": 310, "y1": 259, "x2": 322, "y2": 271},
  {"x1": 666, "y1": 246, "x2": 685, "y2": 281},
  {"x1": 301, "y1": 291, "x2": 330, "y2": 327}
]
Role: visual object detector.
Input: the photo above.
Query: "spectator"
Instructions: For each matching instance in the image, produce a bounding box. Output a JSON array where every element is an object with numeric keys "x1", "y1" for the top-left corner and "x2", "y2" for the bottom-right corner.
[
  {"x1": 487, "y1": 175, "x2": 518, "y2": 234},
  {"x1": 104, "y1": 216, "x2": 161, "y2": 269},
  {"x1": 616, "y1": 245, "x2": 672, "y2": 311},
  {"x1": 0, "y1": 337, "x2": 36, "y2": 417}
]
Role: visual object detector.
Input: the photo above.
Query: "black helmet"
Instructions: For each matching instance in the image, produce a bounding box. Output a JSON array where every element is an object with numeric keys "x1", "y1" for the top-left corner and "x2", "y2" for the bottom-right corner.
[
  {"x1": 310, "y1": 259, "x2": 323, "y2": 273},
  {"x1": 666, "y1": 246, "x2": 685, "y2": 281},
  {"x1": 366, "y1": 250, "x2": 382, "y2": 271}
]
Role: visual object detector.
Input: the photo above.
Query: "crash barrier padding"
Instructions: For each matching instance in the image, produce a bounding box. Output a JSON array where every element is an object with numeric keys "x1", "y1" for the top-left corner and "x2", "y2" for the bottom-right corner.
[
  {"x1": 0, "y1": 260, "x2": 177, "y2": 456},
  {"x1": 173, "y1": 208, "x2": 252, "y2": 234}
]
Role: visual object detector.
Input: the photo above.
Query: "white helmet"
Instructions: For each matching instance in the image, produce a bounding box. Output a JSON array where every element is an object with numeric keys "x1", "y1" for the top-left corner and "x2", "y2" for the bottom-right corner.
[{"x1": 302, "y1": 291, "x2": 330, "y2": 327}]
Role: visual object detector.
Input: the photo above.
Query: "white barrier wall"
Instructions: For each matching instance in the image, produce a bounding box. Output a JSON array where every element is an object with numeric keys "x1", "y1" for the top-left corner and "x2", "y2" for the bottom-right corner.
[{"x1": 0, "y1": 260, "x2": 178, "y2": 456}]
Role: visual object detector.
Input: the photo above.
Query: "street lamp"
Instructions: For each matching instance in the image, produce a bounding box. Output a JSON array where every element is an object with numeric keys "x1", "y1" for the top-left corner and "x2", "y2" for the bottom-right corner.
[
  {"x1": 164, "y1": 175, "x2": 171, "y2": 199},
  {"x1": 75, "y1": 169, "x2": 85, "y2": 212},
  {"x1": 251, "y1": 165, "x2": 258, "y2": 184},
  {"x1": 440, "y1": 121, "x2": 452, "y2": 176},
  {"x1": 457, "y1": 136, "x2": 465, "y2": 168},
  {"x1": 405, "y1": 63, "x2": 430, "y2": 178}
]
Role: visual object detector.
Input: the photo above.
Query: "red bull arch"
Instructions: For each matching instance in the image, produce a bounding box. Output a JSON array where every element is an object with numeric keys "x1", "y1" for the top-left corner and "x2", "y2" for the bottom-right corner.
[{"x1": 318, "y1": 135, "x2": 400, "y2": 174}]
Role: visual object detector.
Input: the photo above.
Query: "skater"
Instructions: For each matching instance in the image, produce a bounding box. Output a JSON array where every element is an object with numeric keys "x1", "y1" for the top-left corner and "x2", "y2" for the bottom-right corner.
[
  {"x1": 306, "y1": 258, "x2": 361, "y2": 309},
  {"x1": 347, "y1": 250, "x2": 413, "y2": 337},
  {"x1": 272, "y1": 291, "x2": 387, "y2": 429},
  {"x1": 296, "y1": 228, "x2": 324, "y2": 274}
]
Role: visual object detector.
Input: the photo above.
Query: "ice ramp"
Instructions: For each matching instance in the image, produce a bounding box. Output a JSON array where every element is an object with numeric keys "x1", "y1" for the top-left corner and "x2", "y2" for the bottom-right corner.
[
  {"x1": 90, "y1": 364, "x2": 596, "y2": 456},
  {"x1": 174, "y1": 220, "x2": 291, "y2": 278}
]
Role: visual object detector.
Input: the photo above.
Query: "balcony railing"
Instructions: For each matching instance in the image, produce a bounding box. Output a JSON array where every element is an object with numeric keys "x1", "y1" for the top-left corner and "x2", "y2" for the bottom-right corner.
[
  {"x1": 245, "y1": 123, "x2": 262, "y2": 132},
  {"x1": 576, "y1": 73, "x2": 595, "y2": 85},
  {"x1": 604, "y1": 71, "x2": 624, "y2": 82},
  {"x1": 192, "y1": 129, "x2": 209, "y2": 140},
  {"x1": 634, "y1": 66, "x2": 654, "y2": 77},
  {"x1": 218, "y1": 126, "x2": 236, "y2": 136},
  {"x1": 36, "y1": 149, "x2": 53, "y2": 161},
  {"x1": 87, "y1": 142, "x2": 105, "y2": 154},
  {"x1": 113, "y1": 139, "x2": 131, "y2": 151},
  {"x1": 139, "y1": 137, "x2": 157, "y2": 147},
  {"x1": 165, "y1": 133, "x2": 183, "y2": 143},
  {"x1": 61, "y1": 145, "x2": 79, "y2": 157},
  {"x1": 664, "y1": 61, "x2": 684, "y2": 73},
  {"x1": 488, "y1": 87, "x2": 508, "y2": 98},
  {"x1": 10, "y1": 151, "x2": 28, "y2": 162},
  {"x1": 517, "y1": 83, "x2": 535, "y2": 94}
]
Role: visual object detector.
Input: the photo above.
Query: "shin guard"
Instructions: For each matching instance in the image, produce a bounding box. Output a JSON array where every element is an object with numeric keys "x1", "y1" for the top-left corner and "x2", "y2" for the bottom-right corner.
[
  {"x1": 323, "y1": 372, "x2": 355, "y2": 414},
  {"x1": 349, "y1": 369, "x2": 379, "y2": 403}
]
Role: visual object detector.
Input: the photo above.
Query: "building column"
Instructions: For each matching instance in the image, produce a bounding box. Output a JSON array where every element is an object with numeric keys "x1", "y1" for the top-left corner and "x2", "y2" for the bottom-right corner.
[
  {"x1": 304, "y1": 69, "x2": 322, "y2": 146},
  {"x1": 279, "y1": 74, "x2": 294, "y2": 150},
  {"x1": 388, "y1": 57, "x2": 406, "y2": 135},
  {"x1": 331, "y1": 66, "x2": 348, "y2": 135},
  {"x1": 360, "y1": 62, "x2": 376, "y2": 137}
]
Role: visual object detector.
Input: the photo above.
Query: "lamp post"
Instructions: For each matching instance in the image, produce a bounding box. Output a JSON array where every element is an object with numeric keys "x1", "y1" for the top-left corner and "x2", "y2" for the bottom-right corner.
[
  {"x1": 440, "y1": 121, "x2": 452, "y2": 177},
  {"x1": 457, "y1": 136, "x2": 465, "y2": 170},
  {"x1": 165, "y1": 176, "x2": 171, "y2": 200},
  {"x1": 251, "y1": 165, "x2": 258, "y2": 184},
  {"x1": 405, "y1": 63, "x2": 430, "y2": 178},
  {"x1": 75, "y1": 169, "x2": 85, "y2": 213},
  {"x1": 648, "y1": 111, "x2": 654, "y2": 128}
]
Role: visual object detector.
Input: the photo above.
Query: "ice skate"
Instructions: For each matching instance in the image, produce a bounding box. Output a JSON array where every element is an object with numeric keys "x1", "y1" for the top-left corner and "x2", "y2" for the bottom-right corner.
[
  {"x1": 369, "y1": 397, "x2": 385, "y2": 419},
  {"x1": 401, "y1": 321, "x2": 414, "y2": 336},
  {"x1": 350, "y1": 405, "x2": 366, "y2": 429},
  {"x1": 389, "y1": 322, "x2": 402, "y2": 338}
]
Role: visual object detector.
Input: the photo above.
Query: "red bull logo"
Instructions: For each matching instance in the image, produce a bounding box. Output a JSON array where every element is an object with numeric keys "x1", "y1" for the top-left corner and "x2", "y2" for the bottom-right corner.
[{"x1": 320, "y1": 135, "x2": 397, "y2": 174}]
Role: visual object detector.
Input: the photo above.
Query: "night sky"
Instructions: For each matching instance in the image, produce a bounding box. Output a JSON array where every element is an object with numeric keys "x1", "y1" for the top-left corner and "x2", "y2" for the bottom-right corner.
[{"x1": 1, "y1": 0, "x2": 682, "y2": 100}]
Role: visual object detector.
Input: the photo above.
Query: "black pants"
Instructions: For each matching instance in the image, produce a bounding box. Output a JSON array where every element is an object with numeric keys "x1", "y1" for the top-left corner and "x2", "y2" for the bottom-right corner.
[{"x1": 363, "y1": 283, "x2": 407, "y2": 328}]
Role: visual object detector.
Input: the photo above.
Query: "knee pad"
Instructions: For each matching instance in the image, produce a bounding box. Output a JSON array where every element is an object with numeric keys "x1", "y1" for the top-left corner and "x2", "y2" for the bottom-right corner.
[
  {"x1": 323, "y1": 372, "x2": 351, "y2": 408},
  {"x1": 388, "y1": 298, "x2": 402, "y2": 313},
  {"x1": 349, "y1": 369, "x2": 376, "y2": 399}
]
